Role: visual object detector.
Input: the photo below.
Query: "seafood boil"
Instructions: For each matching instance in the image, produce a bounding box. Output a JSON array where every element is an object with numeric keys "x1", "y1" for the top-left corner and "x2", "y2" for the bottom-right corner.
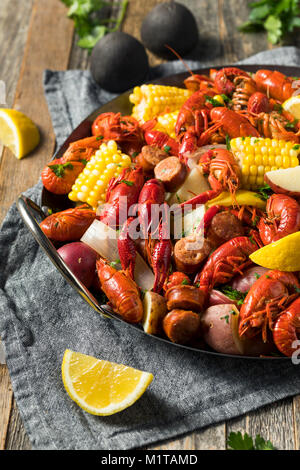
[{"x1": 39, "y1": 66, "x2": 300, "y2": 358}]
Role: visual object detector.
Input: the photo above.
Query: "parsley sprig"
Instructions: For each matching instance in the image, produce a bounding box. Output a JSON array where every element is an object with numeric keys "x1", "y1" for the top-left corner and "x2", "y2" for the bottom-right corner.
[
  {"x1": 218, "y1": 285, "x2": 248, "y2": 306},
  {"x1": 227, "y1": 431, "x2": 275, "y2": 450},
  {"x1": 239, "y1": 0, "x2": 300, "y2": 45},
  {"x1": 60, "y1": 0, "x2": 129, "y2": 51}
]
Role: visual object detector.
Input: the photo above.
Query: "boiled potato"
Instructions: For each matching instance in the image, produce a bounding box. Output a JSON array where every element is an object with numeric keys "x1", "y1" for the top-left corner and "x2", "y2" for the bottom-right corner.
[
  {"x1": 168, "y1": 168, "x2": 209, "y2": 205},
  {"x1": 142, "y1": 291, "x2": 167, "y2": 335}
]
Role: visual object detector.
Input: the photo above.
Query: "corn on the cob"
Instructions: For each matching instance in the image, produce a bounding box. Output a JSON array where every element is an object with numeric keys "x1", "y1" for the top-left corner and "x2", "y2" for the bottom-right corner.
[
  {"x1": 155, "y1": 110, "x2": 179, "y2": 139},
  {"x1": 231, "y1": 137, "x2": 300, "y2": 190},
  {"x1": 68, "y1": 140, "x2": 131, "y2": 209},
  {"x1": 129, "y1": 84, "x2": 191, "y2": 122}
]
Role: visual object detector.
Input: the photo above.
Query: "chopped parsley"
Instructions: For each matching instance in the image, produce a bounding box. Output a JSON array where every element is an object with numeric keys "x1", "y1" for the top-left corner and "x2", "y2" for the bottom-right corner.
[
  {"x1": 205, "y1": 95, "x2": 225, "y2": 107},
  {"x1": 110, "y1": 259, "x2": 120, "y2": 268},
  {"x1": 48, "y1": 162, "x2": 73, "y2": 178},
  {"x1": 218, "y1": 285, "x2": 248, "y2": 306},
  {"x1": 181, "y1": 278, "x2": 189, "y2": 285},
  {"x1": 121, "y1": 180, "x2": 134, "y2": 186},
  {"x1": 221, "y1": 314, "x2": 230, "y2": 324},
  {"x1": 257, "y1": 183, "x2": 273, "y2": 201},
  {"x1": 164, "y1": 145, "x2": 171, "y2": 154},
  {"x1": 225, "y1": 134, "x2": 231, "y2": 151}
]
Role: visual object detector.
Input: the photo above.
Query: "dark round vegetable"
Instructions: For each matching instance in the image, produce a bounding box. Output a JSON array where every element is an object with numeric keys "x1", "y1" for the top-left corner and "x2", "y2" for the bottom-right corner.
[
  {"x1": 141, "y1": 2, "x2": 198, "y2": 59},
  {"x1": 90, "y1": 32, "x2": 150, "y2": 92},
  {"x1": 57, "y1": 242, "x2": 98, "y2": 288}
]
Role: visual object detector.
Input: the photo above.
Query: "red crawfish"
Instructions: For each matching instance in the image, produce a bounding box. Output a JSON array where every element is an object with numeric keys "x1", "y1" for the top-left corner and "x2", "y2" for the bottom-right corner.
[
  {"x1": 40, "y1": 205, "x2": 96, "y2": 242},
  {"x1": 99, "y1": 166, "x2": 144, "y2": 229},
  {"x1": 273, "y1": 296, "x2": 300, "y2": 357},
  {"x1": 96, "y1": 258, "x2": 143, "y2": 323},
  {"x1": 195, "y1": 236, "x2": 259, "y2": 300},
  {"x1": 142, "y1": 119, "x2": 179, "y2": 156},
  {"x1": 175, "y1": 88, "x2": 216, "y2": 159},
  {"x1": 239, "y1": 270, "x2": 300, "y2": 343},
  {"x1": 258, "y1": 194, "x2": 300, "y2": 245},
  {"x1": 180, "y1": 148, "x2": 241, "y2": 208},
  {"x1": 91, "y1": 112, "x2": 144, "y2": 156}
]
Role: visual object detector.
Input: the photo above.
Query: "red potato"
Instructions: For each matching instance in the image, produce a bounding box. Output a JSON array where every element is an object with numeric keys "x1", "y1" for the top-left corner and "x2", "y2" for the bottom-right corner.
[
  {"x1": 57, "y1": 242, "x2": 98, "y2": 288},
  {"x1": 231, "y1": 266, "x2": 269, "y2": 293},
  {"x1": 201, "y1": 304, "x2": 241, "y2": 355},
  {"x1": 264, "y1": 167, "x2": 300, "y2": 198},
  {"x1": 202, "y1": 304, "x2": 276, "y2": 356}
]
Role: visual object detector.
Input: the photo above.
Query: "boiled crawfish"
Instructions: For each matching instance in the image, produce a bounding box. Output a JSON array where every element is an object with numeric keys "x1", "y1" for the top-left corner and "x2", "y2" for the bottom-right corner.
[
  {"x1": 254, "y1": 69, "x2": 297, "y2": 103},
  {"x1": 99, "y1": 166, "x2": 144, "y2": 229},
  {"x1": 239, "y1": 270, "x2": 300, "y2": 342},
  {"x1": 180, "y1": 148, "x2": 241, "y2": 207},
  {"x1": 40, "y1": 204, "x2": 96, "y2": 242},
  {"x1": 175, "y1": 88, "x2": 215, "y2": 158},
  {"x1": 199, "y1": 107, "x2": 260, "y2": 145},
  {"x1": 258, "y1": 194, "x2": 300, "y2": 245},
  {"x1": 91, "y1": 112, "x2": 144, "y2": 156},
  {"x1": 195, "y1": 236, "x2": 258, "y2": 300},
  {"x1": 96, "y1": 258, "x2": 143, "y2": 323},
  {"x1": 142, "y1": 120, "x2": 179, "y2": 156},
  {"x1": 273, "y1": 297, "x2": 300, "y2": 357}
]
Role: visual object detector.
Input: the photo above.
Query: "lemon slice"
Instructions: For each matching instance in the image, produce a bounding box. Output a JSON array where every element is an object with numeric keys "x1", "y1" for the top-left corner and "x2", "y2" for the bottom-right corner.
[
  {"x1": 62, "y1": 349, "x2": 153, "y2": 416},
  {"x1": 282, "y1": 95, "x2": 300, "y2": 119},
  {"x1": 250, "y1": 231, "x2": 300, "y2": 271},
  {"x1": 0, "y1": 108, "x2": 40, "y2": 159}
]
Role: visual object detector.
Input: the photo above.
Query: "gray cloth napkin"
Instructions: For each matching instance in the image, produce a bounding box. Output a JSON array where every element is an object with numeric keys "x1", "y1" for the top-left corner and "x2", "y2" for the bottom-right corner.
[{"x1": 1, "y1": 47, "x2": 300, "y2": 450}]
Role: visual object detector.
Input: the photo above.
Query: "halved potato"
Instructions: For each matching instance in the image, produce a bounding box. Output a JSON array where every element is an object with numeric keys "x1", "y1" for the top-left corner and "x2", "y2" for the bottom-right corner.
[
  {"x1": 264, "y1": 166, "x2": 300, "y2": 197},
  {"x1": 142, "y1": 291, "x2": 167, "y2": 335}
]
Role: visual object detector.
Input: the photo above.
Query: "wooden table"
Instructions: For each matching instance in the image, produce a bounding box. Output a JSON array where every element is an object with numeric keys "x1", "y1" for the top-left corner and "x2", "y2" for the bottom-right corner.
[{"x1": 0, "y1": 0, "x2": 300, "y2": 450}]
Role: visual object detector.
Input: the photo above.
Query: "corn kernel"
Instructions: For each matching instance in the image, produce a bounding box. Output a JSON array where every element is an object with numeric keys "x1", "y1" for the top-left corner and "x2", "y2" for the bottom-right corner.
[{"x1": 68, "y1": 140, "x2": 131, "y2": 209}]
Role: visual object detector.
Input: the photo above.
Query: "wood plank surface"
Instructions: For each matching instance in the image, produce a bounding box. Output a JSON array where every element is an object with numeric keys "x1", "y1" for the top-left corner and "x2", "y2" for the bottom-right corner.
[
  {"x1": 0, "y1": 0, "x2": 74, "y2": 450},
  {"x1": 1, "y1": 0, "x2": 300, "y2": 450}
]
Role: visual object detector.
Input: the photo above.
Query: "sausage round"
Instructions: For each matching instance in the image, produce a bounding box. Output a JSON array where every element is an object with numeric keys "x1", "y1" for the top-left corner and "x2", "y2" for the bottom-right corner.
[
  {"x1": 154, "y1": 156, "x2": 187, "y2": 192},
  {"x1": 206, "y1": 211, "x2": 244, "y2": 247},
  {"x1": 163, "y1": 309, "x2": 201, "y2": 344},
  {"x1": 136, "y1": 145, "x2": 167, "y2": 173},
  {"x1": 174, "y1": 234, "x2": 213, "y2": 274},
  {"x1": 165, "y1": 285, "x2": 205, "y2": 312}
]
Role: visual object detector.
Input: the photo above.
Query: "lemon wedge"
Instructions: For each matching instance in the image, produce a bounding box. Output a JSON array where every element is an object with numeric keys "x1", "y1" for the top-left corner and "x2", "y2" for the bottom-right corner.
[
  {"x1": 282, "y1": 95, "x2": 300, "y2": 119},
  {"x1": 206, "y1": 190, "x2": 266, "y2": 209},
  {"x1": 250, "y1": 231, "x2": 300, "y2": 271},
  {"x1": 0, "y1": 108, "x2": 40, "y2": 159},
  {"x1": 61, "y1": 349, "x2": 153, "y2": 416}
]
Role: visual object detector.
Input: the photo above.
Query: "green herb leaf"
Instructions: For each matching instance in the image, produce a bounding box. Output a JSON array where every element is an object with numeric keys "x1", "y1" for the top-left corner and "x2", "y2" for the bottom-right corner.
[
  {"x1": 227, "y1": 432, "x2": 254, "y2": 450},
  {"x1": 239, "y1": 0, "x2": 300, "y2": 45},
  {"x1": 226, "y1": 134, "x2": 231, "y2": 151},
  {"x1": 257, "y1": 183, "x2": 273, "y2": 201},
  {"x1": 164, "y1": 145, "x2": 171, "y2": 154},
  {"x1": 205, "y1": 95, "x2": 225, "y2": 107},
  {"x1": 60, "y1": 0, "x2": 128, "y2": 52},
  {"x1": 181, "y1": 278, "x2": 189, "y2": 285},
  {"x1": 218, "y1": 285, "x2": 248, "y2": 306},
  {"x1": 121, "y1": 180, "x2": 134, "y2": 186},
  {"x1": 48, "y1": 162, "x2": 73, "y2": 178},
  {"x1": 220, "y1": 314, "x2": 230, "y2": 324}
]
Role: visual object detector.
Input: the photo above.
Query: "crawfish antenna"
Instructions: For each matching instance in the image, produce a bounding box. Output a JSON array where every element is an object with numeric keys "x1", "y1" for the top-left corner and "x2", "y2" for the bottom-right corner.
[{"x1": 164, "y1": 44, "x2": 194, "y2": 76}]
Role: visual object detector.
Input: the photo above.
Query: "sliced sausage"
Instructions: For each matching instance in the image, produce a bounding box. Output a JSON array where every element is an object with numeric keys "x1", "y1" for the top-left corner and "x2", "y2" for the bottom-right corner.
[
  {"x1": 154, "y1": 156, "x2": 187, "y2": 192},
  {"x1": 206, "y1": 211, "x2": 244, "y2": 247},
  {"x1": 174, "y1": 234, "x2": 213, "y2": 274},
  {"x1": 136, "y1": 145, "x2": 167, "y2": 173},
  {"x1": 163, "y1": 309, "x2": 201, "y2": 344},
  {"x1": 165, "y1": 285, "x2": 205, "y2": 313}
]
